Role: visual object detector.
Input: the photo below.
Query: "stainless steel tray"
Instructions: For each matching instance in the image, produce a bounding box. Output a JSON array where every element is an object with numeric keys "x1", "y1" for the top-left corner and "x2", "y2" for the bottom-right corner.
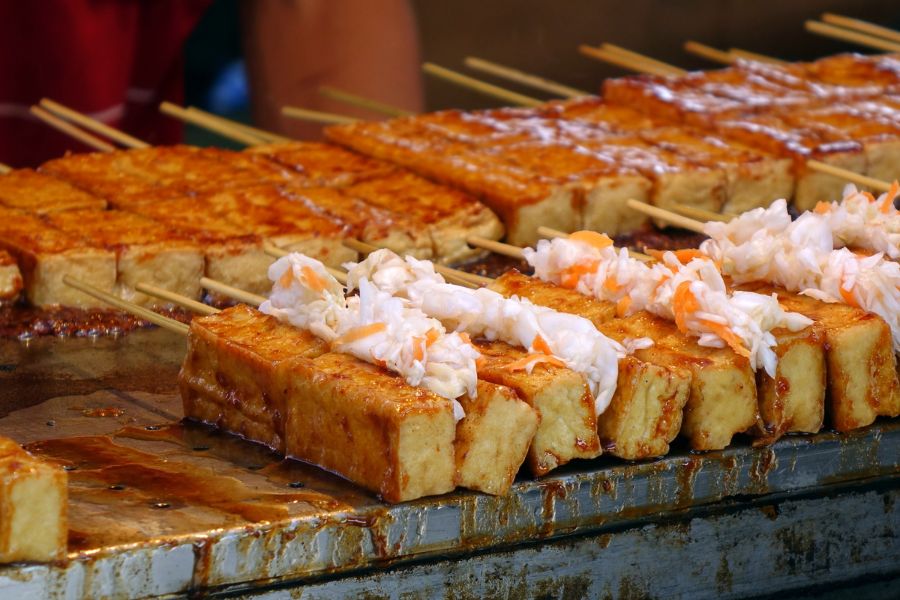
[{"x1": 0, "y1": 329, "x2": 897, "y2": 598}]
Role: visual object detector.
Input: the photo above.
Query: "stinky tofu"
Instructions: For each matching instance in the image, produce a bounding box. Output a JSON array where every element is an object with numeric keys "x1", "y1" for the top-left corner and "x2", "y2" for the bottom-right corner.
[
  {"x1": 43, "y1": 209, "x2": 203, "y2": 306},
  {"x1": 0, "y1": 437, "x2": 67, "y2": 562},
  {"x1": 286, "y1": 352, "x2": 457, "y2": 503},
  {"x1": 712, "y1": 114, "x2": 866, "y2": 211},
  {"x1": 454, "y1": 380, "x2": 539, "y2": 495},
  {"x1": 0, "y1": 169, "x2": 107, "y2": 214},
  {"x1": 0, "y1": 250, "x2": 22, "y2": 301},
  {"x1": 489, "y1": 271, "x2": 692, "y2": 458},
  {"x1": 248, "y1": 141, "x2": 398, "y2": 186},
  {"x1": 802, "y1": 53, "x2": 900, "y2": 89},
  {"x1": 739, "y1": 282, "x2": 900, "y2": 431},
  {"x1": 474, "y1": 339, "x2": 600, "y2": 475},
  {"x1": 179, "y1": 305, "x2": 328, "y2": 453},
  {"x1": 0, "y1": 206, "x2": 115, "y2": 307}
]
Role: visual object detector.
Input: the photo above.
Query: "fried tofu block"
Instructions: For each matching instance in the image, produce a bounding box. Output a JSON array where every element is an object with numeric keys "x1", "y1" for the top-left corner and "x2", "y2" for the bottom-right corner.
[
  {"x1": 286, "y1": 352, "x2": 457, "y2": 503},
  {"x1": 712, "y1": 115, "x2": 866, "y2": 211},
  {"x1": 278, "y1": 185, "x2": 434, "y2": 259},
  {"x1": 0, "y1": 206, "x2": 115, "y2": 307},
  {"x1": 474, "y1": 340, "x2": 600, "y2": 475},
  {"x1": 342, "y1": 171, "x2": 504, "y2": 264},
  {"x1": 194, "y1": 186, "x2": 356, "y2": 269},
  {"x1": 738, "y1": 282, "x2": 900, "y2": 431},
  {"x1": 755, "y1": 324, "x2": 826, "y2": 441},
  {"x1": 0, "y1": 169, "x2": 107, "y2": 214},
  {"x1": 802, "y1": 53, "x2": 900, "y2": 89},
  {"x1": 248, "y1": 141, "x2": 398, "y2": 186},
  {"x1": 43, "y1": 209, "x2": 204, "y2": 306},
  {"x1": 0, "y1": 437, "x2": 67, "y2": 562},
  {"x1": 454, "y1": 380, "x2": 539, "y2": 495},
  {"x1": 489, "y1": 271, "x2": 692, "y2": 458},
  {"x1": 179, "y1": 305, "x2": 329, "y2": 452},
  {"x1": 126, "y1": 199, "x2": 274, "y2": 295},
  {"x1": 0, "y1": 250, "x2": 22, "y2": 301},
  {"x1": 327, "y1": 119, "x2": 580, "y2": 246}
]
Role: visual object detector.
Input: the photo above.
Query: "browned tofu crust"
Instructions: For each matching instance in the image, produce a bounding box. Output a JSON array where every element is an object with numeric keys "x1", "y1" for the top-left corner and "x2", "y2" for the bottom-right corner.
[{"x1": 0, "y1": 169, "x2": 107, "y2": 213}]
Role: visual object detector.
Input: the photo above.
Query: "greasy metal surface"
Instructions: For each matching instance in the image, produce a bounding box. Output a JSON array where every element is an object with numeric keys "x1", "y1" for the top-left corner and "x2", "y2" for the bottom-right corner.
[
  {"x1": 0, "y1": 331, "x2": 897, "y2": 598},
  {"x1": 233, "y1": 484, "x2": 900, "y2": 600}
]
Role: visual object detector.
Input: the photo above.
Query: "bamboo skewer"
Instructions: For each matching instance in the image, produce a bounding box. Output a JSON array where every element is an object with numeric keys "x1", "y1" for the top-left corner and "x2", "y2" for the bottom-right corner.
[
  {"x1": 463, "y1": 57, "x2": 590, "y2": 98},
  {"x1": 579, "y1": 45, "x2": 677, "y2": 77},
  {"x1": 134, "y1": 283, "x2": 219, "y2": 316},
  {"x1": 821, "y1": 13, "x2": 900, "y2": 45},
  {"x1": 422, "y1": 63, "x2": 544, "y2": 107},
  {"x1": 683, "y1": 41, "x2": 736, "y2": 65},
  {"x1": 466, "y1": 235, "x2": 524, "y2": 260},
  {"x1": 40, "y1": 98, "x2": 150, "y2": 149},
  {"x1": 201, "y1": 277, "x2": 266, "y2": 307},
  {"x1": 626, "y1": 199, "x2": 705, "y2": 234},
  {"x1": 601, "y1": 43, "x2": 688, "y2": 76},
  {"x1": 30, "y1": 106, "x2": 116, "y2": 152},
  {"x1": 668, "y1": 203, "x2": 732, "y2": 223},
  {"x1": 806, "y1": 160, "x2": 893, "y2": 193},
  {"x1": 282, "y1": 106, "x2": 359, "y2": 125},
  {"x1": 187, "y1": 108, "x2": 291, "y2": 144},
  {"x1": 62, "y1": 276, "x2": 189, "y2": 335},
  {"x1": 160, "y1": 102, "x2": 263, "y2": 146},
  {"x1": 318, "y1": 86, "x2": 412, "y2": 117},
  {"x1": 804, "y1": 20, "x2": 900, "y2": 53},
  {"x1": 0, "y1": 163, "x2": 10, "y2": 174}
]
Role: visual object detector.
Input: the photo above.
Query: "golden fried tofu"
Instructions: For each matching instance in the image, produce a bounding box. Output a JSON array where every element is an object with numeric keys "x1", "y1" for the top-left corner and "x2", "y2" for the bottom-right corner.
[
  {"x1": 286, "y1": 352, "x2": 457, "y2": 503},
  {"x1": 489, "y1": 271, "x2": 692, "y2": 458},
  {"x1": 739, "y1": 282, "x2": 900, "y2": 431},
  {"x1": 248, "y1": 141, "x2": 397, "y2": 186},
  {"x1": 0, "y1": 206, "x2": 115, "y2": 308},
  {"x1": 179, "y1": 305, "x2": 328, "y2": 452},
  {"x1": 0, "y1": 250, "x2": 22, "y2": 301},
  {"x1": 279, "y1": 185, "x2": 434, "y2": 259},
  {"x1": 474, "y1": 340, "x2": 600, "y2": 475},
  {"x1": 0, "y1": 169, "x2": 107, "y2": 214},
  {"x1": 455, "y1": 380, "x2": 539, "y2": 495},
  {"x1": 0, "y1": 437, "x2": 67, "y2": 562},
  {"x1": 43, "y1": 209, "x2": 204, "y2": 307}
]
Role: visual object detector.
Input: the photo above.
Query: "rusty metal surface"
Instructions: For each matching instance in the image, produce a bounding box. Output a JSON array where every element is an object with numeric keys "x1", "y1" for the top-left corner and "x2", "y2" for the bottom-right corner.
[{"x1": 0, "y1": 330, "x2": 897, "y2": 599}]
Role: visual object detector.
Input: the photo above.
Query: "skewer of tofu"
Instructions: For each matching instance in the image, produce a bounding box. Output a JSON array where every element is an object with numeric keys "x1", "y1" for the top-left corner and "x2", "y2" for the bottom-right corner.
[
  {"x1": 627, "y1": 199, "x2": 900, "y2": 431},
  {"x1": 820, "y1": 13, "x2": 900, "y2": 45},
  {"x1": 804, "y1": 19, "x2": 900, "y2": 53}
]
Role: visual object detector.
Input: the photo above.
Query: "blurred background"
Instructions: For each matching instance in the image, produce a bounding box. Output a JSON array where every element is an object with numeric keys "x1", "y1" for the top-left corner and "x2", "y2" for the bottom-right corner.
[{"x1": 184, "y1": 0, "x2": 900, "y2": 148}]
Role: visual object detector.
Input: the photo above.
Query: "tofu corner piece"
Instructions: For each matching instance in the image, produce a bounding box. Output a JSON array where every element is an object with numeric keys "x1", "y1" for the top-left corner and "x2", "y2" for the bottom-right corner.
[
  {"x1": 0, "y1": 207, "x2": 116, "y2": 308},
  {"x1": 0, "y1": 438, "x2": 68, "y2": 562},
  {"x1": 286, "y1": 353, "x2": 457, "y2": 503},
  {"x1": 455, "y1": 380, "x2": 539, "y2": 495}
]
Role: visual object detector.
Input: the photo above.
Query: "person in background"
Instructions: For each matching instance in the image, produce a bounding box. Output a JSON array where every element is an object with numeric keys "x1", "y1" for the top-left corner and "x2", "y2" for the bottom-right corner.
[{"x1": 0, "y1": 0, "x2": 424, "y2": 168}]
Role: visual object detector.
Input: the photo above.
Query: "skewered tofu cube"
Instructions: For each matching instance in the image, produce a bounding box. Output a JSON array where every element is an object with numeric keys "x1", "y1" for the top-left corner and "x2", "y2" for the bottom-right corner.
[
  {"x1": 739, "y1": 282, "x2": 900, "y2": 431},
  {"x1": 0, "y1": 250, "x2": 22, "y2": 301},
  {"x1": 0, "y1": 206, "x2": 115, "y2": 308},
  {"x1": 475, "y1": 340, "x2": 600, "y2": 475},
  {"x1": 454, "y1": 380, "x2": 539, "y2": 495},
  {"x1": 0, "y1": 437, "x2": 67, "y2": 562},
  {"x1": 42, "y1": 209, "x2": 204, "y2": 307},
  {"x1": 802, "y1": 53, "x2": 900, "y2": 89},
  {"x1": 248, "y1": 141, "x2": 398, "y2": 186},
  {"x1": 285, "y1": 352, "x2": 457, "y2": 503},
  {"x1": 179, "y1": 305, "x2": 329, "y2": 453},
  {"x1": 0, "y1": 169, "x2": 107, "y2": 213},
  {"x1": 489, "y1": 271, "x2": 692, "y2": 458}
]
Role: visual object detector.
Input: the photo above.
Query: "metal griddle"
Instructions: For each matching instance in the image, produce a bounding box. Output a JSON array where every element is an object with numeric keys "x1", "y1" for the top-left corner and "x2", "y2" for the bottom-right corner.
[{"x1": 0, "y1": 329, "x2": 897, "y2": 599}]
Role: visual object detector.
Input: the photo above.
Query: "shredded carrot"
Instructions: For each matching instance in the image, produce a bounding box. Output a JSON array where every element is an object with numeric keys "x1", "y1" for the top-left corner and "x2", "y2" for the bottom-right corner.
[
  {"x1": 460, "y1": 332, "x2": 472, "y2": 344},
  {"x1": 861, "y1": 191, "x2": 876, "y2": 203},
  {"x1": 412, "y1": 336, "x2": 426, "y2": 361},
  {"x1": 880, "y1": 181, "x2": 899, "y2": 214},
  {"x1": 814, "y1": 201, "x2": 832, "y2": 214},
  {"x1": 301, "y1": 265, "x2": 328, "y2": 292},
  {"x1": 333, "y1": 322, "x2": 386, "y2": 346},
  {"x1": 371, "y1": 356, "x2": 387, "y2": 368},
  {"x1": 505, "y1": 353, "x2": 567, "y2": 372},
  {"x1": 616, "y1": 295, "x2": 632, "y2": 318},
  {"x1": 699, "y1": 319, "x2": 750, "y2": 358},
  {"x1": 532, "y1": 334, "x2": 552, "y2": 355},
  {"x1": 671, "y1": 249, "x2": 707, "y2": 264},
  {"x1": 672, "y1": 281, "x2": 701, "y2": 335},
  {"x1": 603, "y1": 276, "x2": 621, "y2": 293},
  {"x1": 839, "y1": 284, "x2": 858, "y2": 307},
  {"x1": 425, "y1": 328, "x2": 441, "y2": 347},
  {"x1": 560, "y1": 260, "x2": 599, "y2": 289},
  {"x1": 278, "y1": 267, "x2": 295, "y2": 288},
  {"x1": 569, "y1": 230, "x2": 613, "y2": 250}
]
